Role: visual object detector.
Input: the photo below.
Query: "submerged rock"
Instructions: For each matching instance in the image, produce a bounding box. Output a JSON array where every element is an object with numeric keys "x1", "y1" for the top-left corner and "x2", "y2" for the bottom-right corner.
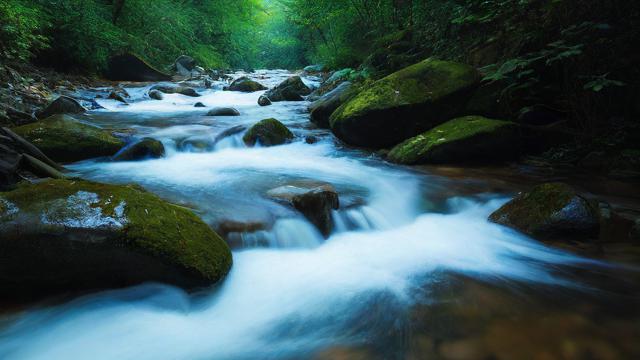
[
  {"x1": 309, "y1": 81, "x2": 356, "y2": 128},
  {"x1": 150, "y1": 85, "x2": 200, "y2": 97},
  {"x1": 243, "y1": 118, "x2": 293, "y2": 147},
  {"x1": 267, "y1": 182, "x2": 339, "y2": 237},
  {"x1": 112, "y1": 137, "x2": 165, "y2": 161},
  {"x1": 206, "y1": 107, "x2": 240, "y2": 116},
  {"x1": 488, "y1": 182, "x2": 600, "y2": 240},
  {"x1": 104, "y1": 53, "x2": 172, "y2": 82},
  {"x1": 330, "y1": 58, "x2": 481, "y2": 148},
  {"x1": 226, "y1": 77, "x2": 267, "y2": 92},
  {"x1": 148, "y1": 89, "x2": 164, "y2": 100},
  {"x1": 37, "y1": 96, "x2": 86, "y2": 120},
  {"x1": 194, "y1": 102, "x2": 206, "y2": 108},
  {"x1": 258, "y1": 95, "x2": 272, "y2": 106},
  {"x1": 388, "y1": 116, "x2": 520, "y2": 164},
  {"x1": 12, "y1": 114, "x2": 124, "y2": 162},
  {"x1": 264, "y1": 76, "x2": 311, "y2": 102},
  {"x1": 0, "y1": 179, "x2": 232, "y2": 299}
]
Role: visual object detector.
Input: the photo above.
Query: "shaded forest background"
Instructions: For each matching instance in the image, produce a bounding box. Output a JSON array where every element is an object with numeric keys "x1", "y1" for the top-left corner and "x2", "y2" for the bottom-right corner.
[{"x1": 1, "y1": 0, "x2": 639, "y2": 138}]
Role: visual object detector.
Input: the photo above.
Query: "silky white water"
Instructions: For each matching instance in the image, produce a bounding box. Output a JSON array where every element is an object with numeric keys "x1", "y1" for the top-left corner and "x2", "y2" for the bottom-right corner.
[{"x1": 0, "y1": 71, "x2": 602, "y2": 359}]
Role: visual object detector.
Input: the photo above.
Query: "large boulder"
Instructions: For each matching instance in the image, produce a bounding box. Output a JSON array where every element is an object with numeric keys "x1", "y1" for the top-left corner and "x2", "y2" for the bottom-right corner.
[
  {"x1": 243, "y1": 118, "x2": 293, "y2": 147},
  {"x1": 12, "y1": 115, "x2": 125, "y2": 162},
  {"x1": 226, "y1": 77, "x2": 267, "y2": 92},
  {"x1": 173, "y1": 55, "x2": 197, "y2": 76},
  {"x1": 112, "y1": 137, "x2": 165, "y2": 161},
  {"x1": 488, "y1": 183, "x2": 600, "y2": 240},
  {"x1": 309, "y1": 81, "x2": 357, "y2": 128},
  {"x1": 264, "y1": 76, "x2": 312, "y2": 102},
  {"x1": 267, "y1": 182, "x2": 339, "y2": 237},
  {"x1": 0, "y1": 179, "x2": 232, "y2": 299},
  {"x1": 387, "y1": 116, "x2": 521, "y2": 164},
  {"x1": 329, "y1": 58, "x2": 481, "y2": 148},
  {"x1": 206, "y1": 107, "x2": 240, "y2": 116},
  {"x1": 37, "y1": 96, "x2": 86, "y2": 120},
  {"x1": 104, "y1": 53, "x2": 172, "y2": 82},
  {"x1": 150, "y1": 85, "x2": 200, "y2": 97}
]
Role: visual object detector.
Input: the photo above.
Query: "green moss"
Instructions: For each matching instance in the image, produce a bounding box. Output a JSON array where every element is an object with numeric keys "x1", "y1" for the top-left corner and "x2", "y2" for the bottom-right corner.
[
  {"x1": 331, "y1": 58, "x2": 481, "y2": 126},
  {"x1": 388, "y1": 116, "x2": 516, "y2": 164},
  {"x1": 243, "y1": 118, "x2": 294, "y2": 146},
  {"x1": 12, "y1": 115, "x2": 125, "y2": 163},
  {"x1": 488, "y1": 182, "x2": 598, "y2": 237},
  {"x1": 1, "y1": 179, "x2": 232, "y2": 282}
]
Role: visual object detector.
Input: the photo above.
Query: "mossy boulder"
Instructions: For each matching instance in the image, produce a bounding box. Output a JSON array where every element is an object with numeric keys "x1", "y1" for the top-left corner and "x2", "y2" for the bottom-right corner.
[
  {"x1": 309, "y1": 81, "x2": 357, "y2": 128},
  {"x1": 388, "y1": 116, "x2": 520, "y2": 164},
  {"x1": 243, "y1": 118, "x2": 294, "y2": 147},
  {"x1": 37, "y1": 96, "x2": 86, "y2": 120},
  {"x1": 0, "y1": 179, "x2": 232, "y2": 299},
  {"x1": 227, "y1": 77, "x2": 267, "y2": 92},
  {"x1": 488, "y1": 183, "x2": 600, "y2": 240},
  {"x1": 12, "y1": 115, "x2": 124, "y2": 163},
  {"x1": 112, "y1": 137, "x2": 165, "y2": 161},
  {"x1": 329, "y1": 58, "x2": 481, "y2": 148},
  {"x1": 264, "y1": 76, "x2": 312, "y2": 102}
]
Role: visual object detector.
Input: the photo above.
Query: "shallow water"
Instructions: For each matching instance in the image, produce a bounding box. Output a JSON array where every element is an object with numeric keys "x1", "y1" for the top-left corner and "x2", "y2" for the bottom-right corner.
[{"x1": 1, "y1": 71, "x2": 638, "y2": 359}]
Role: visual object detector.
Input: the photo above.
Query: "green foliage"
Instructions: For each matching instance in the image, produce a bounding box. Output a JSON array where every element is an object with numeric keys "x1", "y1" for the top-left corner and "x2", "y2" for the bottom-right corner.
[
  {"x1": 0, "y1": 0, "x2": 49, "y2": 60},
  {"x1": 1, "y1": 0, "x2": 264, "y2": 72}
]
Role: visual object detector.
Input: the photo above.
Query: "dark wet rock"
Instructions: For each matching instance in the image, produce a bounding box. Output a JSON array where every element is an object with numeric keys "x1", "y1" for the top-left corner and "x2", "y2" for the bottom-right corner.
[
  {"x1": 112, "y1": 137, "x2": 165, "y2": 161},
  {"x1": 108, "y1": 91, "x2": 127, "y2": 104},
  {"x1": 104, "y1": 53, "x2": 172, "y2": 82},
  {"x1": 258, "y1": 95, "x2": 272, "y2": 106},
  {"x1": 309, "y1": 81, "x2": 356, "y2": 128},
  {"x1": 173, "y1": 55, "x2": 197, "y2": 76},
  {"x1": 267, "y1": 182, "x2": 339, "y2": 237},
  {"x1": 243, "y1": 118, "x2": 294, "y2": 147},
  {"x1": 517, "y1": 105, "x2": 567, "y2": 126},
  {"x1": 264, "y1": 76, "x2": 311, "y2": 102},
  {"x1": 150, "y1": 85, "x2": 200, "y2": 97},
  {"x1": 0, "y1": 179, "x2": 232, "y2": 300},
  {"x1": 489, "y1": 182, "x2": 600, "y2": 240},
  {"x1": 330, "y1": 59, "x2": 481, "y2": 148},
  {"x1": 12, "y1": 114, "x2": 124, "y2": 162},
  {"x1": 194, "y1": 102, "x2": 206, "y2": 108},
  {"x1": 206, "y1": 107, "x2": 240, "y2": 116},
  {"x1": 226, "y1": 77, "x2": 267, "y2": 92},
  {"x1": 305, "y1": 135, "x2": 318, "y2": 144},
  {"x1": 36, "y1": 96, "x2": 86, "y2": 119},
  {"x1": 148, "y1": 90, "x2": 164, "y2": 100},
  {"x1": 388, "y1": 116, "x2": 521, "y2": 165}
]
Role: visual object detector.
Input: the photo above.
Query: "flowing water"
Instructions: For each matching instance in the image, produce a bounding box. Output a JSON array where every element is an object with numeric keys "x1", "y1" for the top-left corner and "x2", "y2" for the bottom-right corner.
[{"x1": 0, "y1": 70, "x2": 638, "y2": 359}]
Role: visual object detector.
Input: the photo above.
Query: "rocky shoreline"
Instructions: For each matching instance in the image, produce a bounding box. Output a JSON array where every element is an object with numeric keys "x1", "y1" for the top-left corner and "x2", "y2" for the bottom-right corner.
[{"x1": 1, "y1": 56, "x2": 639, "y2": 304}]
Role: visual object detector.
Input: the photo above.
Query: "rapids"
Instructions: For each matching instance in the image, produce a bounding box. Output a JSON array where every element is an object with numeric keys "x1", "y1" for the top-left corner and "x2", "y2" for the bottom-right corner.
[{"x1": 0, "y1": 70, "x2": 636, "y2": 359}]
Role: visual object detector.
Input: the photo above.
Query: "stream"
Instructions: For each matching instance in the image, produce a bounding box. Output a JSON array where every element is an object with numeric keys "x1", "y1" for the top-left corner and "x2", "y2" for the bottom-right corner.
[{"x1": 0, "y1": 70, "x2": 638, "y2": 359}]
